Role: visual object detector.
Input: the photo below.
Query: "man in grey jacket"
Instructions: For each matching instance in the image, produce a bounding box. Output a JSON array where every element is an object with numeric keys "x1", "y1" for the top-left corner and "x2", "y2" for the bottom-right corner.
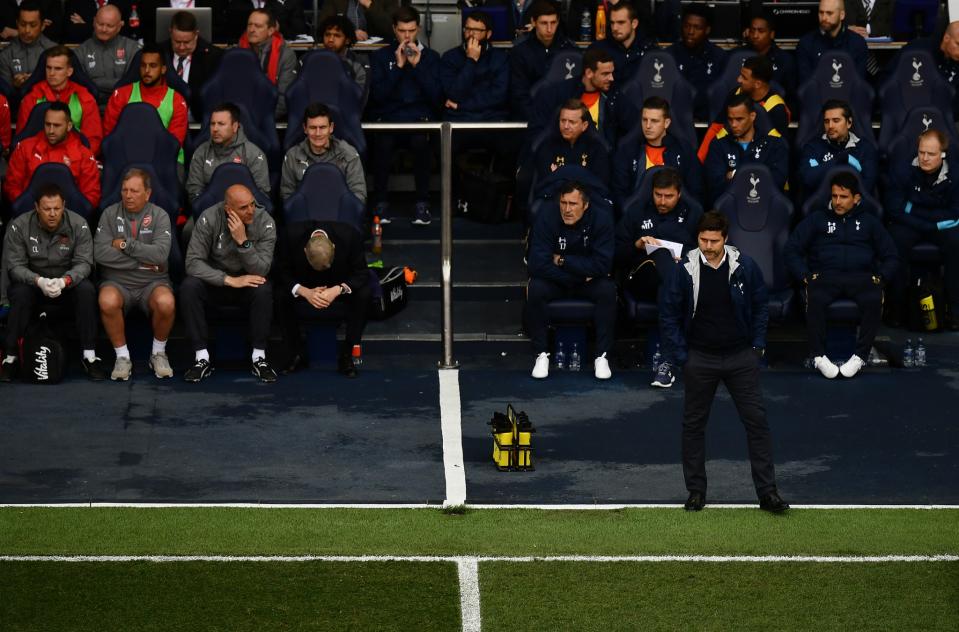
[
  {"x1": 74, "y1": 5, "x2": 141, "y2": 105},
  {"x1": 181, "y1": 184, "x2": 278, "y2": 383},
  {"x1": 0, "y1": 2, "x2": 58, "y2": 89},
  {"x1": 280, "y1": 102, "x2": 366, "y2": 201},
  {"x1": 186, "y1": 102, "x2": 270, "y2": 203},
  {"x1": 94, "y1": 168, "x2": 176, "y2": 382},
  {"x1": 0, "y1": 184, "x2": 106, "y2": 382}
]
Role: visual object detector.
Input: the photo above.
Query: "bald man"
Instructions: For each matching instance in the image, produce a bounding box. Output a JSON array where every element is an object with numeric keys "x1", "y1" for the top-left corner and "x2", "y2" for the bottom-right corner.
[
  {"x1": 75, "y1": 5, "x2": 142, "y2": 105},
  {"x1": 796, "y1": 0, "x2": 868, "y2": 82},
  {"x1": 182, "y1": 185, "x2": 278, "y2": 383}
]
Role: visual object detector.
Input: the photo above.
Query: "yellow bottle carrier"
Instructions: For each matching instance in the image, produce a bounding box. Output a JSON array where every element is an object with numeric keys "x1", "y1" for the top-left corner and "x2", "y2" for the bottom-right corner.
[{"x1": 489, "y1": 404, "x2": 535, "y2": 471}]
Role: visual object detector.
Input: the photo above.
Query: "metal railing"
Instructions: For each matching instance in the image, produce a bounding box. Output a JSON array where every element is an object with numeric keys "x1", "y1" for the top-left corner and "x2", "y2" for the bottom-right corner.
[{"x1": 361, "y1": 121, "x2": 528, "y2": 369}]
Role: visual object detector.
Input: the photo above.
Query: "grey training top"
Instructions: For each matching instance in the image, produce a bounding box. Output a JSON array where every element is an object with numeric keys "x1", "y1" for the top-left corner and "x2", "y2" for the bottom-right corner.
[
  {"x1": 94, "y1": 202, "x2": 172, "y2": 289},
  {"x1": 3, "y1": 209, "x2": 93, "y2": 286},
  {"x1": 75, "y1": 35, "x2": 142, "y2": 104},
  {"x1": 185, "y1": 202, "x2": 276, "y2": 286},
  {"x1": 0, "y1": 35, "x2": 58, "y2": 85},
  {"x1": 280, "y1": 136, "x2": 366, "y2": 202},
  {"x1": 186, "y1": 126, "x2": 270, "y2": 201}
]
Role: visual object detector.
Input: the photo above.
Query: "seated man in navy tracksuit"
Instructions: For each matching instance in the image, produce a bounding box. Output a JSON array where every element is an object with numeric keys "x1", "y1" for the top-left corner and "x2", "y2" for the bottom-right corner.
[
  {"x1": 508, "y1": 0, "x2": 575, "y2": 121},
  {"x1": 666, "y1": 3, "x2": 728, "y2": 121},
  {"x1": 799, "y1": 99, "x2": 878, "y2": 194},
  {"x1": 784, "y1": 172, "x2": 899, "y2": 379},
  {"x1": 368, "y1": 5, "x2": 441, "y2": 226},
  {"x1": 795, "y1": 0, "x2": 868, "y2": 84},
  {"x1": 526, "y1": 181, "x2": 616, "y2": 380},
  {"x1": 532, "y1": 99, "x2": 611, "y2": 187},
  {"x1": 703, "y1": 93, "x2": 788, "y2": 206},
  {"x1": 883, "y1": 129, "x2": 959, "y2": 330}
]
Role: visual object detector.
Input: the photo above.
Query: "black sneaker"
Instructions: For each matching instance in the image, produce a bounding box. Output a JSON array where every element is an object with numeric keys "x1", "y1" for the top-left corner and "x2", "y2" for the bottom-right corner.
[
  {"x1": 81, "y1": 357, "x2": 108, "y2": 381},
  {"x1": 337, "y1": 353, "x2": 358, "y2": 378},
  {"x1": 0, "y1": 358, "x2": 18, "y2": 382},
  {"x1": 411, "y1": 202, "x2": 432, "y2": 226},
  {"x1": 251, "y1": 358, "x2": 277, "y2": 383},
  {"x1": 184, "y1": 358, "x2": 214, "y2": 383},
  {"x1": 651, "y1": 362, "x2": 675, "y2": 388}
]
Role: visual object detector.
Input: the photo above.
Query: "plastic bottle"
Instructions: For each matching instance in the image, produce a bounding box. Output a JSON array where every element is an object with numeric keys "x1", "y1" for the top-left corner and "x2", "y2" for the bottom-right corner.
[
  {"x1": 579, "y1": 9, "x2": 592, "y2": 42},
  {"x1": 903, "y1": 338, "x2": 915, "y2": 368},
  {"x1": 351, "y1": 344, "x2": 363, "y2": 366},
  {"x1": 129, "y1": 4, "x2": 141, "y2": 40},
  {"x1": 651, "y1": 343, "x2": 662, "y2": 370},
  {"x1": 915, "y1": 338, "x2": 926, "y2": 367},
  {"x1": 371, "y1": 216, "x2": 383, "y2": 255},
  {"x1": 595, "y1": 1, "x2": 607, "y2": 40},
  {"x1": 569, "y1": 343, "x2": 581, "y2": 371},
  {"x1": 555, "y1": 342, "x2": 566, "y2": 370}
]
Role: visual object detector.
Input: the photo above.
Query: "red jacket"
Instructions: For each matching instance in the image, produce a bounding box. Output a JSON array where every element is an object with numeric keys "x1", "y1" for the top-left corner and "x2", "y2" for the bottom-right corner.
[
  {"x1": 4, "y1": 131, "x2": 101, "y2": 207},
  {"x1": 18, "y1": 80, "x2": 103, "y2": 155},
  {"x1": 0, "y1": 93, "x2": 10, "y2": 151},
  {"x1": 104, "y1": 80, "x2": 188, "y2": 145}
]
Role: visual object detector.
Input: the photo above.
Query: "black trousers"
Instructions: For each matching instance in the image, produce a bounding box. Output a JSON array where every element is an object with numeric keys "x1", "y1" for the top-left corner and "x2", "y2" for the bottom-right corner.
[
  {"x1": 805, "y1": 273, "x2": 883, "y2": 359},
  {"x1": 278, "y1": 283, "x2": 373, "y2": 352},
  {"x1": 178, "y1": 276, "x2": 273, "y2": 352},
  {"x1": 526, "y1": 277, "x2": 617, "y2": 355},
  {"x1": 888, "y1": 223, "x2": 959, "y2": 312},
  {"x1": 371, "y1": 132, "x2": 433, "y2": 205},
  {"x1": 682, "y1": 347, "x2": 777, "y2": 498},
  {"x1": 5, "y1": 279, "x2": 98, "y2": 352}
]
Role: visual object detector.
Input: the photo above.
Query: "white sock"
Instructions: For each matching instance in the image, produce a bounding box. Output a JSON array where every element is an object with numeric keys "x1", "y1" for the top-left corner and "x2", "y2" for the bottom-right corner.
[
  {"x1": 251, "y1": 348, "x2": 266, "y2": 362},
  {"x1": 114, "y1": 345, "x2": 130, "y2": 360},
  {"x1": 195, "y1": 349, "x2": 210, "y2": 362},
  {"x1": 83, "y1": 350, "x2": 96, "y2": 362},
  {"x1": 2, "y1": 355, "x2": 15, "y2": 364},
  {"x1": 152, "y1": 338, "x2": 167, "y2": 355}
]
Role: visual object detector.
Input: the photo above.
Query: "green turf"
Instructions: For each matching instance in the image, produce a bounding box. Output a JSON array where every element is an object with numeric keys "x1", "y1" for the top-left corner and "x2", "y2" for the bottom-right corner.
[
  {"x1": 481, "y1": 561, "x2": 959, "y2": 631},
  {"x1": 0, "y1": 561, "x2": 461, "y2": 632},
  {"x1": 1, "y1": 508, "x2": 957, "y2": 556}
]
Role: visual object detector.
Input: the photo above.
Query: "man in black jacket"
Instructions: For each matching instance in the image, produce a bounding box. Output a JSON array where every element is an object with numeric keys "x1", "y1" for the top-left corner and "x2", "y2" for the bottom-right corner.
[
  {"x1": 533, "y1": 100, "x2": 610, "y2": 187},
  {"x1": 277, "y1": 220, "x2": 371, "y2": 377},
  {"x1": 785, "y1": 172, "x2": 898, "y2": 379},
  {"x1": 158, "y1": 10, "x2": 223, "y2": 121},
  {"x1": 508, "y1": 0, "x2": 575, "y2": 121}
]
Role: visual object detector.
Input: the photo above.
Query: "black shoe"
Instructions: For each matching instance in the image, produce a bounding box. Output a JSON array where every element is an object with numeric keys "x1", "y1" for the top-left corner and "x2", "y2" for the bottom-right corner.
[
  {"x1": 281, "y1": 352, "x2": 309, "y2": 375},
  {"x1": 0, "y1": 358, "x2": 18, "y2": 382},
  {"x1": 337, "y1": 353, "x2": 358, "y2": 378},
  {"x1": 184, "y1": 358, "x2": 214, "y2": 383},
  {"x1": 252, "y1": 358, "x2": 277, "y2": 383},
  {"x1": 81, "y1": 357, "x2": 108, "y2": 381},
  {"x1": 759, "y1": 491, "x2": 790, "y2": 513},
  {"x1": 684, "y1": 491, "x2": 706, "y2": 511}
]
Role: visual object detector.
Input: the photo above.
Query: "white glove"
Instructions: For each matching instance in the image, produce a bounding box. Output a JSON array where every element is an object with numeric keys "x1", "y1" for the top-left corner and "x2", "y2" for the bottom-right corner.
[
  {"x1": 46, "y1": 278, "x2": 64, "y2": 298},
  {"x1": 36, "y1": 276, "x2": 53, "y2": 297}
]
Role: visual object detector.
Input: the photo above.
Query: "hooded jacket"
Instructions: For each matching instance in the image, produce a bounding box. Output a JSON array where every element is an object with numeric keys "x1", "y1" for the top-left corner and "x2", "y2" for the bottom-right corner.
[
  {"x1": 186, "y1": 202, "x2": 276, "y2": 285},
  {"x1": 799, "y1": 132, "x2": 878, "y2": 193},
  {"x1": 94, "y1": 201, "x2": 172, "y2": 289},
  {"x1": 660, "y1": 245, "x2": 768, "y2": 366},
  {"x1": 280, "y1": 136, "x2": 365, "y2": 202},
  {"x1": 4, "y1": 131, "x2": 101, "y2": 206},
  {"x1": 18, "y1": 80, "x2": 103, "y2": 154},
  {"x1": 187, "y1": 126, "x2": 270, "y2": 201},
  {"x1": 884, "y1": 159, "x2": 959, "y2": 233},
  {"x1": 3, "y1": 209, "x2": 93, "y2": 286},
  {"x1": 611, "y1": 132, "x2": 703, "y2": 206},
  {"x1": 527, "y1": 200, "x2": 614, "y2": 288}
]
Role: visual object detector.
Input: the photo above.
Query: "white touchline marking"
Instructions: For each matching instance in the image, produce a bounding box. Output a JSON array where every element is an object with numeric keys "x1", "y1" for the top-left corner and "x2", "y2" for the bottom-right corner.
[
  {"x1": 2, "y1": 555, "x2": 956, "y2": 563},
  {"x1": 456, "y1": 557, "x2": 482, "y2": 632},
  {"x1": 2, "y1": 503, "x2": 957, "y2": 510},
  {"x1": 439, "y1": 369, "x2": 467, "y2": 507}
]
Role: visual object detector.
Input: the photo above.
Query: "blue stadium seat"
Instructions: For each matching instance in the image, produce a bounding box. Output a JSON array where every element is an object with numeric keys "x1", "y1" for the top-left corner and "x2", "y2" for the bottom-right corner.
[
  {"x1": 528, "y1": 50, "x2": 583, "y2": 102},
  {"x1": 100, "y1": 102, "x2": 181, "y2": 210},
  {"x1": 11, "y1": 102, "x2": 91, "y2": 150},
  {"x1": 11, "y1": 163, "x2": 94, "y2": 219},
  {"x1": 284, "y1": 50, "x2": 366, "y2": 156},
  {"x1": 199, "y1": 48, "x2": 278, "y2": 143},
  {"x1": 714, "y1": 165, "x2": 795, "y2": 322},
  {"x1": 882, "y1": 106, "x2": 959, "y2": 166},
  {"x1": 191, "y1": 162, "x2": 273, "y2": 218},
  {"x1": 282, "y1": 163, "x2": 364, "y2": 230},
  {"x1": 795, "y1": 51, "x2": 875, "y2": 150},
  {"x1": 705, "y1": 49, "x2": 755, "y2": 123},
  {"x1": 527, "y1": 164, "x2": 613, "y2": 223},
  {"x1": 614, "y1": 51, "x2": 698, "y2": 152},
  {"x1": 877, "y1": 50, "x2": 954, "y2": 156},
  {"x1": 800, "y1": 166, "x2": 881, "y2": 219}
]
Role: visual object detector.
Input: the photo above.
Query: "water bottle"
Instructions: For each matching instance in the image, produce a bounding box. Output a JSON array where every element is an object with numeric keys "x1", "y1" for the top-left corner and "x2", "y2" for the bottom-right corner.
[
  {"x1": 371, "y1": 216, "x2": 383, "y2": 255},
  {"x1": 351, "y1": 344, "x2": 363, "y2": 366},
  {"x1": 129, "y1": 3, "x2": 141, "y2": 41},
  {"x1": 569, "y1": 343, "x2": 581, "y2": 371},
  {"x1": 915, "y1": 338, "x2": 926, "y2": 367},
  {"x1": 579, "y1": 8, "x2": 592, "y2": 42},
  {"x1": 594, "y1": 0, "x2": 607, "y2": 40},
  {"x1": 651, "y1": 343, "x2": 662, "y2": 370},
  {"x1": 555, "y1": 342, "x2": 566, "y2": 370},
  {"x1": 903, "y1": 338, "x2": 915, "y2": 368}
]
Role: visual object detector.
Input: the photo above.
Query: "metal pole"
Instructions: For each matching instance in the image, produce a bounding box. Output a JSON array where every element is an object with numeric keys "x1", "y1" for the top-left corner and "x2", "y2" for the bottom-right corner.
[{"x1": 439, "y1": 121, "x2": 457, "y2": 369}]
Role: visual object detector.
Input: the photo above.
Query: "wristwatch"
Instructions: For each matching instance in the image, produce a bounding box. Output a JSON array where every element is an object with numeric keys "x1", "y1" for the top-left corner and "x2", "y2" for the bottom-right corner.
[
  {"x1": 119, "y1": 240, "x2": 127, "y2": 250},
  {"x1": 557, "y1": 256, "x2": 565, "y2": 267},
  {"x1": 240, "y1": 239, "x2": 253, "y2": 249}
]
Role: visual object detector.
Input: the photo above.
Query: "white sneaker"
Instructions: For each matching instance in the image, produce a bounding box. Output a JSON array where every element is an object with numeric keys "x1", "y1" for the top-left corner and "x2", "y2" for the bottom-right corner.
[
  {"x1": 839, "y1": 354, "x2": 866, "y2": 378},
  {"x1": 111, "y1": 356, "x2": 133, "y2": 381},
  {"x1": 149, "y1": 352, "x2": 173, "y2": 379},
  {"x1": 594, "y1": 353, "x2": 612, "y2": 380},
  {"x1": 813, "y1": 355, "x2": 839, "y2": 379},
  {"x1": 531, "y1": 352, "x2": 549, "y2": 379}
]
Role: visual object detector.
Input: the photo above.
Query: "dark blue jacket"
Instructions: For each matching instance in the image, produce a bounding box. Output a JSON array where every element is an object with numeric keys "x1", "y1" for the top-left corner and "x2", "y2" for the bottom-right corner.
[
  {"x1": 665, "y1": 41, "x2": 728, "y2": 120},
  {"x1": 588, "y1": 35, "x2": 659, "y2": 84},
  {"x1": 784, "y1": 203, "x2": 899, "y2": 282},
  {"x1": 508, "y1": 32, "x2": 576, "y2": 120},
  {"x1": 534, "y1": 131, "x2": 611, "y2": 187},
  {"x1": 527, "y1": 200, "x2": 614, "y2": 287},
  {"x1": 527, "y1": 78, "x2": 616, "y2": 145},
  {"x1": 611, "y1": 132, "x2": 703, "y2": 206},
  {"x1": 703, "y1": 129, "x2": 789, "y2": 206},
  {"x1": 660, "y1": 246, "x2": 769, "y2": 366},
  {"x1": 439, "y1": 44, "x2": 509, "y2": 121},
  {"x1": 795, "y1": 25, "x2": 868, "y2": 84},
  {"x1": 368, "y1": 41, "x2": 442, "y2": 122},
  {"x1": 799, "y1": 132, "x2": 878, "y2": 193},
  {"x1": 740, "y1": 43, "x2": 798, "y2": 103},
  {"x1": 614, "y1": 197, "x2": 702, "y2": 268},
  {"x1": 884, "y1": 159, "x2": 959, "y2": 233}
]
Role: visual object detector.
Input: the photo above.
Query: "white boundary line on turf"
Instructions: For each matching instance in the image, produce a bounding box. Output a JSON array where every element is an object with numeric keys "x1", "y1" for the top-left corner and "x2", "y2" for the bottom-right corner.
[
  {"x1": 439, "y1": 368, "x2": 467, "y2": 507},
  {"x1": 2, "y1": 503, "x2": 958, "y2": 509},
  {"x1": 456, "y1": 557, "x2": 482, "y2": 632},
  {"x1": 2, "y1": 555, "x2": 957, "y2": 563}
]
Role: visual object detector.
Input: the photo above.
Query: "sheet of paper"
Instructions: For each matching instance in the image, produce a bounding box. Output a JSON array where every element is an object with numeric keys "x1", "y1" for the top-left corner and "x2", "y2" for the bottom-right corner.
[{"x1": 644, "y1": 239, "x2": 683, "y2": 260}]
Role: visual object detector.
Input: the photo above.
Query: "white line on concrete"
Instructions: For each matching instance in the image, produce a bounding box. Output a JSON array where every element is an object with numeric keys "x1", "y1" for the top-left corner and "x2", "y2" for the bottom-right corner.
[
  {"x1": 438, "y1": 368, "x2": 467, "y2": 507},
  {"x1": 2, "y1": 555, "x2": 956, "y2": 563},
  {"x1": 456, "y1": 557, "x2": 482, "y2": 632},
  {"x1": 3, "y1": 503, "x2": 958, "y2": 509}
]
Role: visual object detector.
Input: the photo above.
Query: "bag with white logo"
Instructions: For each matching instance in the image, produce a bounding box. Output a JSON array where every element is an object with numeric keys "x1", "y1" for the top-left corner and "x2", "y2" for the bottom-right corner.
[
  {"x1": 369, "y1": 266, "x2": 408, "y2": 320},
  {"x1": 20, "y1": 313, "x2": 65, "y2": 384}
]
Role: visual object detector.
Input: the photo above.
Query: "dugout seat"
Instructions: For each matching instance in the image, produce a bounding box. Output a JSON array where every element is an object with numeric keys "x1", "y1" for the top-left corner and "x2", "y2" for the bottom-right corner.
[
  {"x1": 795, "y1": 51, "x2": 875, "y2": 150},
  {"x1": 11, "y1": 162, "x2": 94, "y2": 219},
  {"x1": 878, "y1": 50, "x2": 955, "y2": 157},
  {"x1": 283, "y1": 163, "x2": 364, "y2": 230},
  {"x1": 191, "y1": 162, "x2": 273, "y2": 218}
]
